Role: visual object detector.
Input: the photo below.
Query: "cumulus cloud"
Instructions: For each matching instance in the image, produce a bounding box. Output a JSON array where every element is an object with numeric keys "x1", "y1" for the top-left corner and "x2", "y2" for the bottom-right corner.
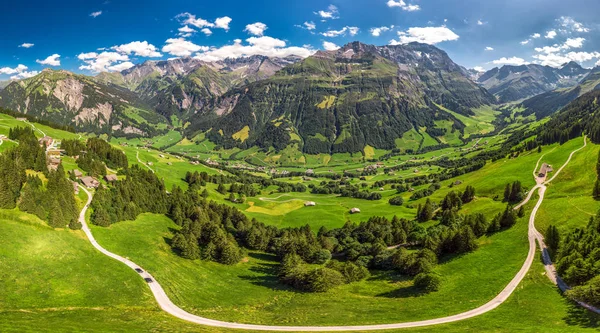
[
  {"x1": 107, "y1": 62, "x2": 135, "y2": 72},
  {"x1": 245, "y1": 22, "x2": 268, "y2": 36},
  {"x1": 178, "y1": 25, "x2": 196, "y2": 37},
  {"x1": 162, "y1": 38, "x2": 209, "y2": 57},
  {"x1": 0, "y1": 64, "x2": 38, "y2": 80},
  {"x1": 545, "y1": 30, "x2": 557, "y2": 39},
  {"x1": 533, "y1": 51, "x2": 600, "y2": 67},
  {"x1": 177, "y1": 13, "x2": 232, "y2": 31},
  {"x1": 19, "y1": 43, "x2": 34, "y2": 48},
  {"x1": 387, "y1": 0, "x2": 420, "y2": 11},
  {"x1": 201, "y1": 28, "x2": 213, "y2": 36},
  {"x1": 477, "y1": 20, "x2": 484, "y2": 25},
  {"x1": 78, "y1": 51, "x2": 129, "y2": 72},
  {"x1": 323, "y1": 41, "x2": 340, "y2": 51},
  {"x1": 0, "y1": 64, "x2": 29, "y2": 75},
  {"x1": 520, "y1": 40, "x2": 529, "y2": 45},
  {"x1": 563, "y1": 37, "x2": 585, "y2": 49},
  {"x1": 371, "y1": 26, "x2": 394, "y2": 37},
  {"x1": 90, "y1": 11, "x2": 102, "y2": 18},
  {"x1": 36, "y1": 54, "x2": 61, "y2": 66},
  {"x1": 192, "y1": 36, "x2": 315, "y2": 62},
  {"x1": 531, "y1": 33, "x2": 541, "y2": 39},
  {"x1": 473, "y1": 66, "x2": 486, "y2": 72},
  {"x1": 485, "y1": 46, "x2": 494, "y2": 51},
  {"x1": 321, "y1": 26, "x2": 359, "y2": 37},
  {"x1": 491, "y1": 57, "x2": 528, "y2": 66},
  {"x1": 390, "y1": 26, "x2": 459, "y2": 45},
  {"x1": 316, "y1": 4, "x2": 339, "y2": 19},
  {"x1": 113, "y1": 41, "x2": 162, "y2": 57}
]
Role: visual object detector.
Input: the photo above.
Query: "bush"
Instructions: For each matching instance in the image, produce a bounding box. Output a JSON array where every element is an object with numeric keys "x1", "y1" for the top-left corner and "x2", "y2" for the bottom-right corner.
[
  {"x1": 312, "y1": 249, "x2": 332, "y2": 264},
  {"x1": 414, "y1": 272, "x2": 442, "y2": 293},
  {"x1": 305, "y1": 267, "x2": 344, "y2": 292},
  {"x1": 389, "y1": 196, "x2": 404, "y2": 206}
]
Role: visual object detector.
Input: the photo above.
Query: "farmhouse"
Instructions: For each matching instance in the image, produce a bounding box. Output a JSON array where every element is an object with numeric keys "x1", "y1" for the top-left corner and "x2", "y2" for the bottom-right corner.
[
  {"x1": 104, "y1": 174, "x2": 118, "y2": 182},
  {"x1": 350, "y1": 208, "x2": 361, "y2": 214},
  {"x1": 47, "y1": 157, "x2": 60, "y2": 171},
  {"x1": 304, "y1": 201, "x2": 316, "y2": 207},
  {"x1": 39, "y1": 136, "x2": 53, "y2": 147},
  {"x1": 81, "y1": 176, "x2": 100, "y2": 189},
  {"x1": 538, "y1": 163, "x2": 553, "y2": 178},
  {"x1": 73, "y1": 169, "x2": 83, "y2": 179}
]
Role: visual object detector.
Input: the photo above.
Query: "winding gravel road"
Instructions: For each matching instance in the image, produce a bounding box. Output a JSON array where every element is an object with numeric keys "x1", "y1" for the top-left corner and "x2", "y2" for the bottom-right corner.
[{"x1": 75, "y1": 137, "x2": 595, "y2": 330}]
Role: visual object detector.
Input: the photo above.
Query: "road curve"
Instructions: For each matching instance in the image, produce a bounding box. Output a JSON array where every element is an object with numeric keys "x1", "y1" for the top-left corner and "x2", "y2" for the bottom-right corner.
[{"x1": 74, "y1": 138, "x2": 590, "y2": 331}]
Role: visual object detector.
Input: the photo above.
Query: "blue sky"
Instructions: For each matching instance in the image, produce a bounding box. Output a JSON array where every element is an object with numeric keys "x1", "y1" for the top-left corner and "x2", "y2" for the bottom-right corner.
[{"x1": 2, "y1": 0, "x2": 600, "y2": 80}]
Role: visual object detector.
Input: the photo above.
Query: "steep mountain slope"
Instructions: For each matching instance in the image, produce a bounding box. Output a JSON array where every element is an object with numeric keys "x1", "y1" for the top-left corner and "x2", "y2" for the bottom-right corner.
[
  {"x1": 192, "y1": 42, "x2": 495, "y2": 154},
  {"x1": 97, "y1": 56, "x2": 301, "y2": 120},
  {"x1": 478, "y1": 62, "x2": 589, "y2": 103},
  {"x1": 0, "y1": 69, "x2": 166, "y2": 135},
  {"x1": 520, "y1": 66, "x2": 600, "y2": 119}
]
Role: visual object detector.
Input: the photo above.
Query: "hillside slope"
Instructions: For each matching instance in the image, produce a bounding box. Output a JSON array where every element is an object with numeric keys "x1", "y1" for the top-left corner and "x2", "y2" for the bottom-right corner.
[
  {"x1": 191, "y1": 42, "x2": 495, "y2": 154},
  {"x1": 0, "y1": 69, "x2": 168, "y2": 135}
]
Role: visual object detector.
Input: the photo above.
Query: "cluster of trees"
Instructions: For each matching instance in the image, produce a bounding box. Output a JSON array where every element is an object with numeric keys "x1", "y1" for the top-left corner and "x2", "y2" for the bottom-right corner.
[
  {"x1": 554, "y1": 214, "x2": 600, "y2": 307},
  {"x1": 19, "y1": 165, "x2": 80, "y2": 229},
  {"x1": 0, "y1": 127, "x2": 79, "y2": 229},
  {"x1": 594, "y1": 151, "x2": 600, "y2": 199},
  {"x1": 410, "y1": 183, "x2": 442, "y2": 200},
  {"x1": 90, "y1": 165, "x2": 168, "y2": 226},
  {"x1": 504, "y1": 181, "x2": 524, "y2": 203},
  {"x1": 310, "y1": 181, "x2": 382, "y2": 201},
  {"x1": 63, "y1": 138, "x2": 128, "y2": 177}
]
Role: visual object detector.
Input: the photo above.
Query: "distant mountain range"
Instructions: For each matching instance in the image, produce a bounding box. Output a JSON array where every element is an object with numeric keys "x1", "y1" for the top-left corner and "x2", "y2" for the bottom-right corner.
[
  {"x1": 520, "y1": 66, "x2": 600, "y2": 119},
  {"x1": 478, "y1": 62, "x2": 590, "y2": 103}
]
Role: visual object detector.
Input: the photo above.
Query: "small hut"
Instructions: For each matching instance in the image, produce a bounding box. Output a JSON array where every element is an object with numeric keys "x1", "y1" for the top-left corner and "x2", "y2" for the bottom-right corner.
[
  {"x1": 304, "y1": 201, "x2": 316, "y2": 207},
  {"x1": 350, "y1": 208, "x2": 361, "y2": 214}
]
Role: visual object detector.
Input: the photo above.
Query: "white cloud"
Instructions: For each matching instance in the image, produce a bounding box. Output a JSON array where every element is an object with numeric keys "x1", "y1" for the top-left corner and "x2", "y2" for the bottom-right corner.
[
  {"x1": 0, "y1": 64, "x2": 38, "y2": 80},
  {"x1": 520, "y1": 40, "x2": 529, "y2": 45},
  {"x1": 77, "y1": 52, "x2": 98, "y2": 60},
  {"x1": 545, "y1": 30, "x2": 557, "y2": 39},
  {"x1": 162, "y1": 38, "x2": 208, "y2": 57},
  {"x1": 535, "y1": 45, "x2": 562, "y2": 54},
  {"x1": 178, "y1": 25, "x2": 196, "y2": 37},
  {"x1": 0, "y1": 64, "x2": 28, "y2": 75},
  {"x1": 214, "y1": 16, "x2": 232, "y2": 31},
  {"x1": 90, "y1": 11, "x2": 102, "y2": 18},
  {"x1": 596, "y1": 59, "x2": 600, "y2": 67},
  {"x1": 371, "y1": 26, "x2": 394, "y2": 37},
  {"x1": 323, "y1": 41, "x2": 340, "y2": 51},
  {"x1": 107, "y1": 62, "x2": 135, "y2": 72},
  {"x1": 78, "y1": 51, "x2": 129, "y2": 72},
  {"x1": 485, "y1": 46, "x2": 494, "y2": 51},
  {"x1": 558, "y1": 16, "x2": 590, "y2": 33},
  {"x1": 321, "y1": 26, "x2": 359, "y2": 37},
  {"x1": 531, "y1": 33, "x2": 541, "y2": 39},
  {"x1": 36, "y1": 54, "x2": 61, "y2": 66},
  {"x1": 316, "y1": 4, "x2": 339, "y2": 19},
  {"x1": 477, "y1": 20, "x2": 484, "y2": 25},
  {"x1": 387, "y1": 0, "x2": 420, "y2": 11},
  {"x1": 391, "y1": 26, "x2": 459, "y2": 45},
  {"x1": 473, "y1": 66, "x2": 486, "y2": 72},
  {"x1": 193, "y1": 36, "x2": 315, "y2": 62},
  {"x1": 11, "y1": 71, "x2": 39, "y2": 80},
  {"x1": 19, "y1": 43, "x2": 34, "y2": 48},
  {"x1": 245, "y1": 22, "x2": 268, "y2": 36},
  {"x1": 201, "y1": 28, "x2": 213, "y2": 36},
  {"x1": 113, "y1": 41, "x2": 162, "y2": 57},
  {"x1": 303, "y1": 21, "x2": 316, "y2": 30},
  {"x1": 491, "y1": 57, "x2": 528, "y2": 66},
  {"x1": 177, "y1": 13, "x2": 232, "y2": 31},
  {"x1": 532, "y1": 51, "x2": 600, "y2": 68},
  {"x1": 564, "y1": 37, "x2": 585, "y2": 49}
]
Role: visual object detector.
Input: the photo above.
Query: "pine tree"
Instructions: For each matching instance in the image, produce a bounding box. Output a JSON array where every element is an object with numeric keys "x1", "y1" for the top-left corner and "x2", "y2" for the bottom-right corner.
[{"x1": 418, "y1": 199, "x2": 434, "y2": 222}]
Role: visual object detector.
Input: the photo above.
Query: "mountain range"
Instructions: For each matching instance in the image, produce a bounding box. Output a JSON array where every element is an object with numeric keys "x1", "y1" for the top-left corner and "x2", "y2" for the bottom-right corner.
[
  {"x1": 477, "y1": 62, "x2": 590, "y2": 103},
  {"x1": 1, "y1": 41, "x2": 598, "y2": 153}
]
